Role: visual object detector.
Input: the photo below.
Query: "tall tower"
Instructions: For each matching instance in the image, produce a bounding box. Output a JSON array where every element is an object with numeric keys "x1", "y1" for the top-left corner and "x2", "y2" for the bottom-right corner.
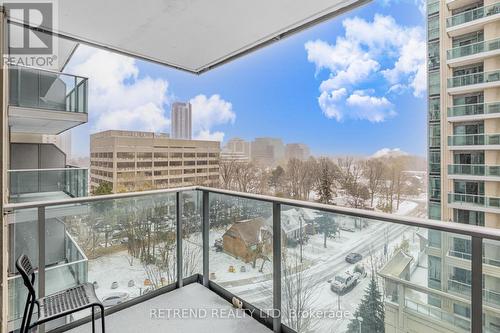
[{"x1": 171, "y1": 102, "x2": 192, "y2": 140}]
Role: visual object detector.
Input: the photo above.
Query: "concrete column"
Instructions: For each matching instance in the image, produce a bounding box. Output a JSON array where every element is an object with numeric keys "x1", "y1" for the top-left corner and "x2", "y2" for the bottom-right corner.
[{"x1": 0, "y1": 6, "x2": 8, "y2": 333}]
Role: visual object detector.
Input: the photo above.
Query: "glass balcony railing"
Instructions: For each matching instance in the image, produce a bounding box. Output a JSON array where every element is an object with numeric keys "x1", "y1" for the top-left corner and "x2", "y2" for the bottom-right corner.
[
  {"x1": 448, "y1": 164, "x2": 500, "y2": 177},
  {"x1": 448, "y1": 70, "x2": 500, "y2": 88},
  {"x1": 448, "y1": 102, "x2": 500, "y2": 117},
  {"x1": 449, "y1": 279, "x2": 500, "y2": 307},
  {"x1": 448, "y1": 133, "x2": 500, "y2": 146},
  {"x1": 447, "y1": 38, "x2": 500, "y2": 60},
  {"x1": 4, "y1": 186, "x2": 500, "y2": 333},
  {"x1": 8, "y1": 167, "x2": 88, "y2": 202},
  {"x1": 446, "y1": 2, "x2": 500, "y2": 28},
  {"x1": 448, "y1": 192, "x2": 500, "y2": 209},
  {"x1": 405, "y1": 298, "x2": 470, "y2": 331},
  {"x1": 9, "y1": 65, "x2": 88, "y2": 113},
  {"x1": 8, "y1": 230, "x2": 87, "y2": 326}
]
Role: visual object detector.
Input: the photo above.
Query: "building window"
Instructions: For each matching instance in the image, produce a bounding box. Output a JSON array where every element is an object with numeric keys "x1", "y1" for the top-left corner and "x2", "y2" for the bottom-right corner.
[
  {"x1": 453, "y1": 303, "x2": 470, "y2": 319},
  {"x1": 428, "y1": 229, "x2": 441, "y2": 248},
  {"x1": 428, "y1": 41, "x2": 439, "y2": 70},
  {"x1": 429, "y1": 71, "x2": 440, "y2": 96},
  {"x1": 453, "y1": 209, "x2": 484, "y2": 226},
  {"x1": 428, "y1": 15, "x2": 439, "y2": 41},
  {"x1": 428, "y1": 255, "x2": 441, "y2": 290}
]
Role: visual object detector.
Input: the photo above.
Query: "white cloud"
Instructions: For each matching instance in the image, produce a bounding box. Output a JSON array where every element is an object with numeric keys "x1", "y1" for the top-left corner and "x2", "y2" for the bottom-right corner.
[
  {"x1": 67, "y1": 46, "x2": 236, "y2": 139},
  {"x1": 66, "y1": 45, "x2": 170, "y2": 133},
  {"x1": 194, "y1": 130, "x2": 226, "y2": 142},
  {"x1": 346, "y1": 93, "x2": 396, "y2": 122},
  {"x1": 189, "y1": 94, "x2": 236, "y2": 141},
  {"x1": 305, "y1": 14, "x2": 426, "y2": 122},
  {"x1": 372, "y1": 148, "x2": 408, "y2": 158}
]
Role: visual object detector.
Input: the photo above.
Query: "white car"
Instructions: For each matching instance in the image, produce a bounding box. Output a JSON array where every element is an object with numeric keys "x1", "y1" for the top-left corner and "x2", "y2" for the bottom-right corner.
[{"x1": 102, "y1": 291, "x2": 130, "y2": 307}]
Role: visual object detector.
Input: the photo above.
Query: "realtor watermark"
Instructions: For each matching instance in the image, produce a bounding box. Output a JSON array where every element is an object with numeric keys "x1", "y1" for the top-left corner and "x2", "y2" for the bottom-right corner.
[
  {"x1": 150, "y1": 308, "x2": 352, "y2": 321},
  {"x1": 3, "y1": 0, "x2": 59, "y2": 68}
]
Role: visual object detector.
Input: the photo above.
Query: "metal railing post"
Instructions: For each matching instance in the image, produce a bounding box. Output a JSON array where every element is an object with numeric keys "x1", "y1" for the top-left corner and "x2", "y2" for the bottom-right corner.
[
  {"x1": 202, "y1": 190, "x2": 209, "y2": 287},
  {"x1": 272, "y1": 202, "x2": 281, "y2": 333},
  {"x1": 471, "y1": 236, "x2": 483, "y2": 333},
  {"x1": 176, "y1": 191, "x2": 183, "y2": 288},
  {"x1": 38, "y1": 206, "x2": 46, "y2": 333}
]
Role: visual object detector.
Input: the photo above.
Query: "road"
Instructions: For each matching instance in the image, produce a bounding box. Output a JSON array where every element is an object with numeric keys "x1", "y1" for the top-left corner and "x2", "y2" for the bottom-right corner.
[{"x1": 223, "y1": 198, "x2": 426, "y2": 332}]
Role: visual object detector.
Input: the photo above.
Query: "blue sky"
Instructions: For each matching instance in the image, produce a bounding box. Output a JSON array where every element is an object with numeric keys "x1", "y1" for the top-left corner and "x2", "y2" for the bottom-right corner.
[{"x1": 67, "y1": 0, "x2": 427, "y2": 158}]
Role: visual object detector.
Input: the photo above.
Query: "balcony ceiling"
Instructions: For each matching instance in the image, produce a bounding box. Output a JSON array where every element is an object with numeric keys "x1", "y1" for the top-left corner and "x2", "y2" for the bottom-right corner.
[{"x1": 5, "y1": 0, "x2": 368, "y2": 74}]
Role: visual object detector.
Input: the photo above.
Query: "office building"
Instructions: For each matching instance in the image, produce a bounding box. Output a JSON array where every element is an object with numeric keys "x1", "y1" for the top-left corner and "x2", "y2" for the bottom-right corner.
[
  {"x1": 221, "y1": 137, "x2": 251, "y2": 162},
  {"x1": 251, "y1": 137, "x2": 285, "y2": 167},
  {"x1": 285, "y1": 143, "x2": 310, "y2": 161},
  {"x1": 90, "y1": 130, "x2": 220, "y2": 193}
]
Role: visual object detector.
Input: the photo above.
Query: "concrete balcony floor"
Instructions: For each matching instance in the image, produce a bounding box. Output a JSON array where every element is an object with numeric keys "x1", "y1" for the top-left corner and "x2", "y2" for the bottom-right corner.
[{"x1": 66, "y1": 283, "x2": 272, "y2": 333}]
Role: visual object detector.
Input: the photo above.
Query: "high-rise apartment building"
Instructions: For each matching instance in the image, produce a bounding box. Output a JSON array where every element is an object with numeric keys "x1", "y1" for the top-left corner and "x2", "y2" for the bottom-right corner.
[
  {"x1": 90, "y1": 130, "x2": 220, "y2": 193},
  {"x1": 171, "y1": 102, "x2": 192, "y2": 140},
  {"x1": 285, "y1": 143, "x2": 310, "y2": 161},
  {"x1": 382, "y1": 1, "x2": 500, "y2": 332}
]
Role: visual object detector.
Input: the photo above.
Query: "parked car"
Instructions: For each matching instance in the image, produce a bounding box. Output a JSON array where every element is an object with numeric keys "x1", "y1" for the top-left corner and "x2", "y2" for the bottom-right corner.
[
  {"x1": 214, "y1": 238, "x2": 223, "y2": 252},
  {"x1": 102, "y1": 291, "x2": 130, "y2": 307},
  {"x1": 345, "y1": 252, "x2": 363, "y2": 264},
  {"x1": 330, "y1": 271, "x2": 362, "y2": 294}
]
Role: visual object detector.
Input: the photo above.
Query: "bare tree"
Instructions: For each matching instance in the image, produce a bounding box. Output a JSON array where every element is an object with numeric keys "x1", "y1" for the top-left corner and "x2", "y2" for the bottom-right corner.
[
  {"x1": 281, "y1": 250, "x2": 320, "y2": 332},
  {"x1": 219, "y1": 160, "x2": 237, "y2": 189},
  {"x1": 363, "y1": 158, "x2": 385, "y2": 208},
  {"x1": 338, "y1": 157, "x2": 368, "y2": 208}
]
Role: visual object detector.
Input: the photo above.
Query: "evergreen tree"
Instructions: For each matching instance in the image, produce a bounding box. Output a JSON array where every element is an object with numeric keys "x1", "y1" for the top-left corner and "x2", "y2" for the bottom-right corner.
[
  {"x1": 347, "y1": 275, "x2": 385, "y2": 333},
  {"x1": 316, "y1": 158, "x2": 333, "y2": 204},
  {"x1": 93, "y1": 182, "x2": 113, "y2": 195},
  {"x1": 315, "y1": 213, "x2": 338, "y2": 248}
]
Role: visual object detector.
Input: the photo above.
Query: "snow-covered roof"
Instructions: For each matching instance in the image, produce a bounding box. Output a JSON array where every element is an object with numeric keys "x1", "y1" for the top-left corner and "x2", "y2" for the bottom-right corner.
[
  {"x1": 223, "y1": 217, "x2": 272, "y2": 246},
  {"x1": 379, "y1": 250, "x2": 413, "y2": 279}
]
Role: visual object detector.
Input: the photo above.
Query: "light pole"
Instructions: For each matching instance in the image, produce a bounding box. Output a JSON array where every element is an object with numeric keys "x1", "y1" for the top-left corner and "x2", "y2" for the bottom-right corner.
[{"x1": 357, "y1": 316, "x2": 363, "y2": 333}]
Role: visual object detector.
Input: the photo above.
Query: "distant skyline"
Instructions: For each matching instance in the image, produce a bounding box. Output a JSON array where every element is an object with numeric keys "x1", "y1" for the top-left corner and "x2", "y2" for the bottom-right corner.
[{"x1": 66, "y1": 0, "x2": 426, "y2": 158}]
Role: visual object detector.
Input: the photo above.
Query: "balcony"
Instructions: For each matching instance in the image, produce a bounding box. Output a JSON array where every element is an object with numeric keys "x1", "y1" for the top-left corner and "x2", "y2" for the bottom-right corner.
[
  {"x1": 447, "y1": 39, "x2": 500, "y2": 67},
  {"x1": 448, "y1": 164, "x2": 500, "y2": 180},
  {"x1": 448, "y1": 102, "x2": 500, "y2": 121},
  {"x1": 8, "y1": 230, "x2": 87, "y2": 330},
  {"x1": 4, "y1": 186, "x2": 500, "y2": 333},
  {"x1": 448, "y1": 192, "x2": 500, "y2": 213},
  {"x1": 8, "y1": 65, "x2": 88, "y2": 135},
  {"x1": 8, "y1": 167, "x2": 88, "y2": 203},
  {"x1": 446, "y1": 2, "x2": 500, "y2": 37},
  {"x1": 447, "y1": 70, "x2": 500, "y2": 94},
  {"x1": 447, "y1": 133, "x2": 500, "y2": 150}
]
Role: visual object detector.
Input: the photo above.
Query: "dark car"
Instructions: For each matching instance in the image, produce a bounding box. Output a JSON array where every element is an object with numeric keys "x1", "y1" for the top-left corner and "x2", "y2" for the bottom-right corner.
[{"x1": 345, "y1": 252, "x2": 362, "y2": 264}]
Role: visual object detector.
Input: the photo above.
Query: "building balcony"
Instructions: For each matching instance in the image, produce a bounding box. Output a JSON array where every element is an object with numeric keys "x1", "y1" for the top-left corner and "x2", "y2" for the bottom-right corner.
[
  {"x1": 448, "y1": 164, "x2": 500, "y2": 180},
  {"x1": 447, "y1": 70, "x2": 500, "y2": 94},
  {"x1": 446, "y1": 2, "x2": 500, "y2": 37},
  {"x1": 447, "y1": 38, "x2": 500, "y2": 67},
  {"x1": 8, "y1": 65, "x2": 88, "y2": 135},
  {"x1": 448, "y1": 102, "x2": 500, "y2": 121},
  {"x1": 8, "y1": 167, "x2": 88, "y2": 203},
  {"x1": 448, "y1": 192, "x2": 500, "y2": 213},
  {"x1": 4, "y1": 186, "x2": 500, "y2": 333},
  {"x1": 447, "y1": 133, "x2": 500, "y2": 150}
]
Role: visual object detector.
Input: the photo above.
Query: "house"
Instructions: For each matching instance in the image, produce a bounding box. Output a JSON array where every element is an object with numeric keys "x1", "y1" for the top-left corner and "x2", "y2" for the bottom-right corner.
[
  {"x1": 278, "y1": 208, "x2": 311, "y2": 243},
  {"x1": 222, "y1": 217, "x2": 273, "y2": 263}
]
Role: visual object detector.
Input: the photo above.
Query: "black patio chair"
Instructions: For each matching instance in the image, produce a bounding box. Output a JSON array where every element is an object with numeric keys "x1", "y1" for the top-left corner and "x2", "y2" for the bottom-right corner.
[{"x1": 16, "y1": 254, "x2": 105, "y2": 333}]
